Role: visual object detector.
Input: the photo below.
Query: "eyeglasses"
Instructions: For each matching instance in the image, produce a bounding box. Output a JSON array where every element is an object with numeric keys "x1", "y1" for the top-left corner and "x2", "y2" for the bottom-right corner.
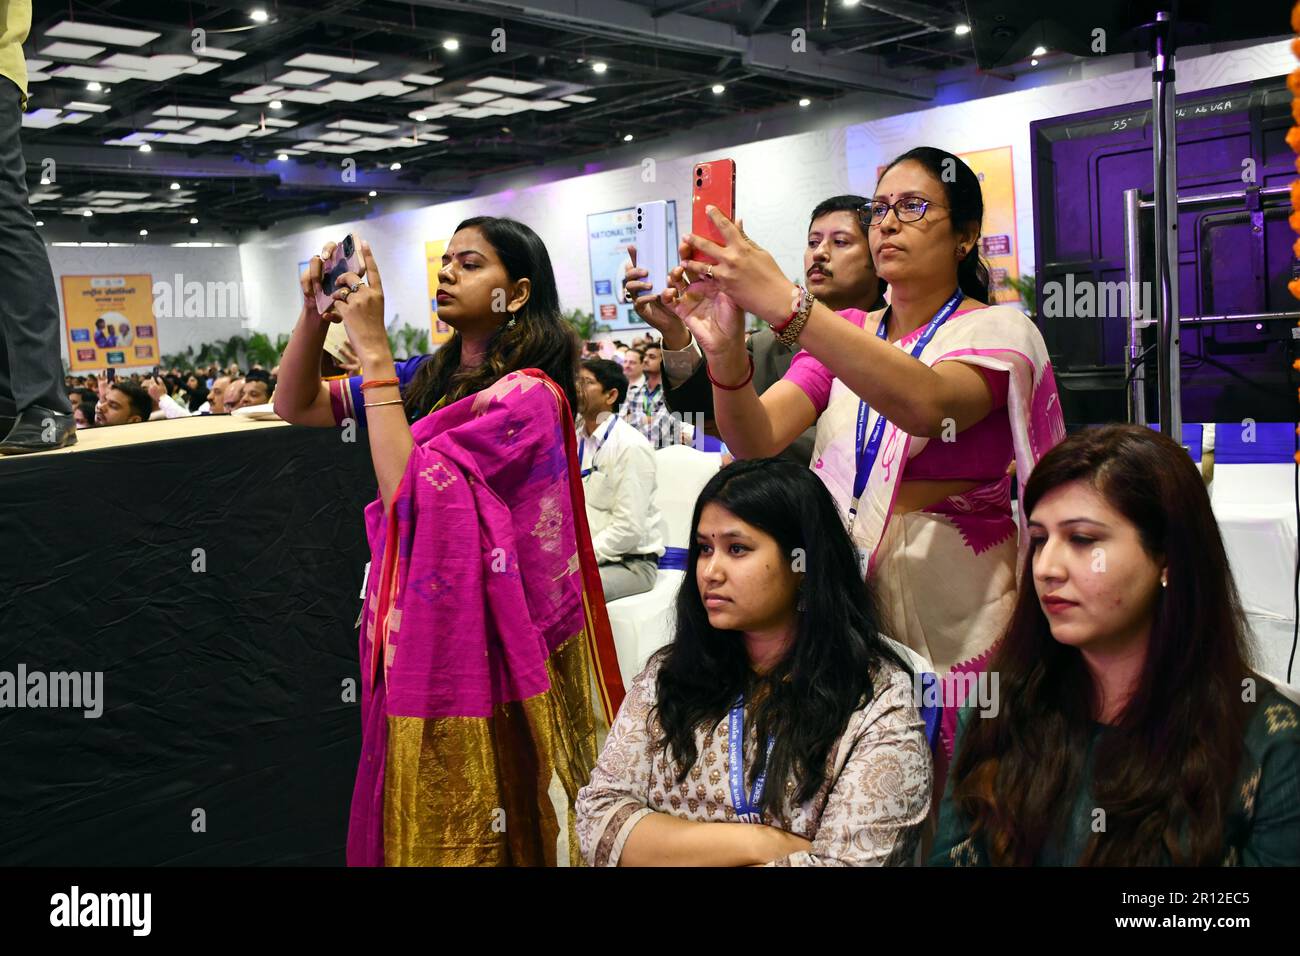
[{"x1": 860, "y1": 197, "x2": 948, "y2": 226}]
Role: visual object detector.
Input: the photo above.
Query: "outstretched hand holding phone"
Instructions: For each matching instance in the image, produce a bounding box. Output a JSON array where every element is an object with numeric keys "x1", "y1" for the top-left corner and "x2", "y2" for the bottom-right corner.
[{"x1": 622, "y1": 244, "x2": 691, "y2": 350}]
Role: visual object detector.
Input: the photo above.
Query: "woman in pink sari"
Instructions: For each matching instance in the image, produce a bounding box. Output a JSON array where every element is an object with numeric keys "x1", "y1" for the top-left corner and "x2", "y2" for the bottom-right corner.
[
  {"x1": 276, "y1": 218, "x2": 624, "y2": 865},
  {"x1": 657, "y1": 148, "x2": 1065, "y2": 761}
]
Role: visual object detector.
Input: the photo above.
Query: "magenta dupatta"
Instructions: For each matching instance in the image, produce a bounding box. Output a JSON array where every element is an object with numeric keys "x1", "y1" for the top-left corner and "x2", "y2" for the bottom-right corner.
[{"x1": 347, "y1": 369, "x2": 623, "y2": 866}]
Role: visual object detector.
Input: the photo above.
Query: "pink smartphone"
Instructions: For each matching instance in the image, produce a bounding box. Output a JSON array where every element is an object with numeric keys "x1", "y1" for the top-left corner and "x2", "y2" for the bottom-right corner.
[
  {"x1": 690, "y1": 159, "x2": 736, "y2": 265},
  {"x1": 314, "y1": 233, "x2": 364, "y2": 314}
]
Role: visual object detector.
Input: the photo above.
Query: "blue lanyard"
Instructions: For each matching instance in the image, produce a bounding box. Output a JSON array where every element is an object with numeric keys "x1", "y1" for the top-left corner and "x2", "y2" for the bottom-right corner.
[
  {"x1": 848, "y1": 289, "x2": 964, "y2": 521},
  {"x1": 728, "y1": 695, "x2": 776, "y2": 824},
  {"x1": 580, "y1": 415, "x2": 618, "y2": 478},
  {"x1": 640, "y1": 383, "x2": 660, "y2": 420}
]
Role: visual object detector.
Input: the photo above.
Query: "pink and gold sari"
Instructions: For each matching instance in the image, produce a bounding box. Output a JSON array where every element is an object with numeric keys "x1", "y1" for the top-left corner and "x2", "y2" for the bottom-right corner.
[
  {"x1": 809, "y1": 305, "x2": 1066, "y2": 754},
  {"x1": 347, "y1": 368, "x2": 625, "y2": 866}
]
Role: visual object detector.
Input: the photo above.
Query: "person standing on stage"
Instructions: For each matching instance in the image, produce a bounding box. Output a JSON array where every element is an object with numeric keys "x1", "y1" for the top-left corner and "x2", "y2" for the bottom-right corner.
[
  {"x1": 0, "y1": 0, "x2": 76, "y2": 454},
  {"x1": 275, "y1": 217, "x2": 625, "y2": 866}
]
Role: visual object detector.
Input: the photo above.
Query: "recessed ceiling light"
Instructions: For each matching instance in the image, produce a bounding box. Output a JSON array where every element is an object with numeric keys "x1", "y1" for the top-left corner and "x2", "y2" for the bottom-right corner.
[
  {"x1": 412, "y1": 112, "x2": 427, "y2": 121},
  {"x1": 442, "y1": 39, "x2": 459, "y2": 51},
  {"x1": 83, "y1": 210, "x2": 93, "y2": 217},
  {"x1": 189, "y1": 217, "x2": 199, "y2": 224},
  {"x1": 86, "y1": 81, "x2": 102, "y2": 91},
  {"x1": 277, "y1": 152, "x2": 288, "y2": 161},
  {"x1": 1030, "y1": 58, "x2": 1039, "y2": 66},
  {"x1": 138, "y1": 143, "x2": 151, "y2": 152},
  {"x1": 250, "y1": 9, "x2": 269, "y2": 22},
  {"x1": 170, "y1": 182, "x2": 180, "y2": 190},
  {"x1": 40, "y1": 177, "x2": 50, "y2": 185},
  {"x1": 955, "y1": 24, "x2": 971, "y2": 36},
  {"x1": 35, "y1": 220, "x2": 44, "y2": 226},
  {"x1": 269, "y1": 99, "x2": 283, "y2": 109},
  {"x1": 368, "y1": 190, "x2": 377, "y2": 197},
  {"x1": 139, "y1": 229, "x2": 148, "y2": 236},
  {"x1": 799, "y1": 97, "x2": 811, "y2": 107},
  {"x1": 389, "y1": 162, "x2": 402, "y2": 170},
  {"x1": 622, "y1": 133, "x2": 633, "y2": 142},
  {"x1": 711, "y1": 84, "x2": 725, "y2": 94},
  {"x1": 1032, "y1": 46, "x2": 1046, "y2": 56},
  {"x1": 592, "y1": 61, "x2": 607, "y2": 74}
]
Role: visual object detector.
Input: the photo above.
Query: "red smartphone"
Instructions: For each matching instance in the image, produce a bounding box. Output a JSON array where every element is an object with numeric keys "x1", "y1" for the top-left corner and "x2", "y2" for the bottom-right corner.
[
  {"x1": 314, "y1": 233, "x2": 365, "y2": 315},
  {"x1": 690, "y1": 159, "x2": 736, "y2": 265}
]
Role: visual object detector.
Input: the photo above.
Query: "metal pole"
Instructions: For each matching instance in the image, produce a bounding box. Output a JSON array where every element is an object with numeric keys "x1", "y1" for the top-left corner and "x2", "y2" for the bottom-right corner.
[
  {"x1": 1122, "y1": 188, "x2": 1148, "y2": 425},
  {"x1": 1150, "y1": 10, "x2": 1181, "y2": 440}
]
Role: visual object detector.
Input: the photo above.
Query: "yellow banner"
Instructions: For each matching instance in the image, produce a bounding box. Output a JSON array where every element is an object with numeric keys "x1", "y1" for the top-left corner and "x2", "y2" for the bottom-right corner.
[
  {"x1": 61, "y1": 274, "x2": 159, "y2": 372},
  {"x1": 958, "y1": 147, "x2": 1019, "y2": 305},
  {"x1": 425, "y1": 240, "x2": 454, "y2": 346}
]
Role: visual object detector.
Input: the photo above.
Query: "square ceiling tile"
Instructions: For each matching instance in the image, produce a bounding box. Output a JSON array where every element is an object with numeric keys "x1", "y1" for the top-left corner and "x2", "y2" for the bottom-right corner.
[
  {"x1": 274, "y1": 70, "x2": 330, "y2": 86},
  {"x1": 65, "y1": 101, "x2": 111, "y2": 112},
  {"x1": 194, "y1": 46, "x2": 245, "y2": 61},
  {"x1": 145, "y1": 118, "x2": 195, "y2": 130},
  {"x1": 327, "y1": 118, "x2": 399, "y2": 133},
  {"x1": 278, "y1": 89, "x2": 335, "y2": 105},
  {"x1": 284, "y1": 53, "x2": 378, "y2": 74},
  {"x1": 184, "y1": 61, "x2": 222, "y2": 75},
  {"x1": 154, "y1": 104, "x2": 237, "y2": 121},
  {"x1": 402, "y1": 73, "x2": 443, "y2": 86},
  {"x1": 39, "y1": 41, "x2": 105, "y2": 60},
  {"x1": 527, "y1": 100, "x2": 571, "y2": 111},
  {"x1": 468, "y1": 76, "x2": 546, "y2": 95},
  {"x1": 456, "y1": 90, "x2": 501, "y2": 104},
  {"x1": 316, "y1": 130, "x2": 359, "y2": 142},
  {"x1": 46, "y1": 20, "x2": 161, "y2": 47},
  {"x1": 49, "y1": 64, "x2": 131, "y2": 84},
  {"x1": 562, "y1": 94, "x2": 596, "y2": 104}
]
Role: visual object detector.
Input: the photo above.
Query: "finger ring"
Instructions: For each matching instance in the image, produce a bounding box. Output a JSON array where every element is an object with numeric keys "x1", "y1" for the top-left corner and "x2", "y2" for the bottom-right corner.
[
  {"x1": 339, "y1": 289, "x2": 351, "y2": 300},
  {"x1": 348, "y1": 283, "x2": 361, "y2": 293},
  {"x1": 705, "y1": 267, "x2": 714, "y2": 280}
]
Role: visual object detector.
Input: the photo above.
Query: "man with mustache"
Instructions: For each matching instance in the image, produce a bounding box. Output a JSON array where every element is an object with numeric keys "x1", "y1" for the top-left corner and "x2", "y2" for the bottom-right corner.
[{"x1": 624, "y1": 195, "x2": 885, "y2": 465}]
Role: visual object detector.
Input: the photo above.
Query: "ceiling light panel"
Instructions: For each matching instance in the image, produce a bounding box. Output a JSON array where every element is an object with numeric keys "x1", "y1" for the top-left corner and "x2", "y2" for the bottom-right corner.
[
  {"x1": 46, "y1": 20, "x2": 161, "y2": 47},
  {"x1": 284, "y1": 53, "x2": 378, "y2": 74},
  {"x1": 469, "y1": 76, "x2": 546, "y2": 95},
  {"x1": 39, "y1": 42, "x2": 105, "y2": 60}
]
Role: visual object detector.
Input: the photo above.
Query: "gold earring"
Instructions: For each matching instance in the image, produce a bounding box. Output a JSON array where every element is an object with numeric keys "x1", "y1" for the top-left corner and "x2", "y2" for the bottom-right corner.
[{"x1": 1161, "y1": 573, "x2": 1168, "y2": 588}]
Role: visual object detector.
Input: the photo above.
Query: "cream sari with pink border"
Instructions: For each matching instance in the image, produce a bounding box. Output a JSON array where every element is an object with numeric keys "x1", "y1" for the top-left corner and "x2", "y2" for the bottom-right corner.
[{"x1": 808, "y1": 304, "x2": 1065, "y2": 752}]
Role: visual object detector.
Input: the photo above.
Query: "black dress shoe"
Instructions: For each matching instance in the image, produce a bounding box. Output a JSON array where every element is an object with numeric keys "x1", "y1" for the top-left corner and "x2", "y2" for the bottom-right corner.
[{"x1": 0, "y1": 405, "x2": 78, "y2": 454}]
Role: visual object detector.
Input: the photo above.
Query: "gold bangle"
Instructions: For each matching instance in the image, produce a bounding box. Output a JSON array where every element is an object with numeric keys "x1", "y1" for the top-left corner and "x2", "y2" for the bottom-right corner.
[{"x1": 363, "y1": 398, "x2": 403, "y2": 408}]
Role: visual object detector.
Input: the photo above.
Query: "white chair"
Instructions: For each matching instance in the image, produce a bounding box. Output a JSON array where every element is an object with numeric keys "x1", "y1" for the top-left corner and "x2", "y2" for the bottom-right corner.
[{"x1": 605, "y1": 446, "x2": 721, "y2": 687}]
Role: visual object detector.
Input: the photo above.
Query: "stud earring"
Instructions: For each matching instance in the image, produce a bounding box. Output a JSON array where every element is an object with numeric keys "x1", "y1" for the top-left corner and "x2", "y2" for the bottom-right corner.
[{"x1": 1161, "y1": 573, "x2": 1168, "y2": 589}]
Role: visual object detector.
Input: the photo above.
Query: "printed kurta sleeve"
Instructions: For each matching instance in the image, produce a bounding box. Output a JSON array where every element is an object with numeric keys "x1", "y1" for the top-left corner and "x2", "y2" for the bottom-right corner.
[
  {"x1": 1241, "y1": 696, "x2": 1300, "y2": 866},
  {"x1": 576, "y1": 654, "x2": 664, "y2": 866},
  {"x1": 770, "y1": 667, "x2": 932, "y2": 866}
]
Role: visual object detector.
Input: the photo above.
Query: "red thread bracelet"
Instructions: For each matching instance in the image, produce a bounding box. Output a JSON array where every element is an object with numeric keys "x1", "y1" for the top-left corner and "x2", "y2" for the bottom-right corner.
[
  {"x1": 360, "y1": 377, "x2": 399, "y2": 391},
  {"x1": 769, "y1": 284, "x2": 804, "y2": 334},
  {"x1": 706, "y1": 354, "x2": 755, "y2": 390}
]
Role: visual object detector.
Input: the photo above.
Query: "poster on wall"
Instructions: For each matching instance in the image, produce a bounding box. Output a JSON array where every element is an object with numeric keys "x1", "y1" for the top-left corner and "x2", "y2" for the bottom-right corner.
[
  {"x1": 587, "y1": 202, "x2": 678, "y2": 332},
  {"x1": 424, "y1": 239, "x2": 455, "y2": 346},
  {"x1": 873, "y1": 147, "x2": 1019, "y2": 305},
  {"x1": 958, "y1": 147, "x2": 1019, "y2": 306},
  {"x1": 61, "y1": 275, "x2": 158, "y2": 372}
]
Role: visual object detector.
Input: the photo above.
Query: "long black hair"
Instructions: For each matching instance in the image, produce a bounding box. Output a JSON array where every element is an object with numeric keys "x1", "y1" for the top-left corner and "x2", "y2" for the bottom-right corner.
[
  {"x1": 951, "y1": 425, "x2": 1253, "y2": 865},
  {"x1": 653, "y1": 458, "x2": 910, "y2": 816},
  {"x1": 877, "y1": 146, "x2": 989, "y2": 303},
  {"x1": 403, "y1": 216, "x2": 579, "y2": 417}
]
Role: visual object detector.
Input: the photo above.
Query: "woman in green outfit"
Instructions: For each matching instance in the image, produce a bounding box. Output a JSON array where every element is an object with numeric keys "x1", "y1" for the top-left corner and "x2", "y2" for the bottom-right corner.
[{"x1": 930, "y1": 424, "x2": 1300, "y2": 866}]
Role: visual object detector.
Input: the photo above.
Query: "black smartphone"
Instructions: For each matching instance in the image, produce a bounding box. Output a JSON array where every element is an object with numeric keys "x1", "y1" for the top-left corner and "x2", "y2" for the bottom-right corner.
[{"x1": 106, "y1": 368, "x2": 116, "y2": 382}]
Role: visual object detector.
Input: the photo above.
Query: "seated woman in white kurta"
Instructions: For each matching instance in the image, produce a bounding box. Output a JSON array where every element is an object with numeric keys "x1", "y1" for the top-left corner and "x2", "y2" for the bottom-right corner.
[{"x1": 576, "y1": 458, "x2": 932, "y2": 866}]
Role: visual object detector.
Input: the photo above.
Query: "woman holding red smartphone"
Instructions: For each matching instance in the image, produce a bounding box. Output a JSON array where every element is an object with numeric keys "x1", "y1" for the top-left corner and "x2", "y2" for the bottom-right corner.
[
  {"x1": 274, "y1": 220, "x2": 625, "y2": 866},
  {"x1": 659, "y1": 147, "x2": 1066, "y2": 763}
]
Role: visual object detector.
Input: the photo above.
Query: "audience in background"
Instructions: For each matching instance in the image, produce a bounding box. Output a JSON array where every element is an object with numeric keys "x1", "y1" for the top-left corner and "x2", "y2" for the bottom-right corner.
[
  {"x1": 577, "y1": 458, "x2": 930, "y2": 866},
  {"x1": 237, "y1": 371, "x2": 274, "y2": 409},
  {"x1": 223, "y1": 378, "x2": 245, "y2": 414},
  {"x1": 620, "y1": 343, "x2": 681, "y2": 448},
  {"x1": 94, "y1": 381, "x2": 150, "y2": 427},
  {"x1": 72, "y1": 401, "x2": 95, "y2": 429},
  {"x1": 576, "y1": 359, "x2": 665, "y2": 601}
]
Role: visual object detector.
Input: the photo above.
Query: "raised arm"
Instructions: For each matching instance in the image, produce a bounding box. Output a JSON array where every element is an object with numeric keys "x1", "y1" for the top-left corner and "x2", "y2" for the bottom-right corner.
[
  {"x1": 680, "y1": 207, "x2": 994, "y2": 439},
  {"x1": 328, "y1": 240, "x2": 412, "y2": 511},
  {"x1": 658, "y1": 259, "x2": 816, "y2": 460},
  {"x1": 273, "y1": 242, "x2": 344, "y2": 428}
]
